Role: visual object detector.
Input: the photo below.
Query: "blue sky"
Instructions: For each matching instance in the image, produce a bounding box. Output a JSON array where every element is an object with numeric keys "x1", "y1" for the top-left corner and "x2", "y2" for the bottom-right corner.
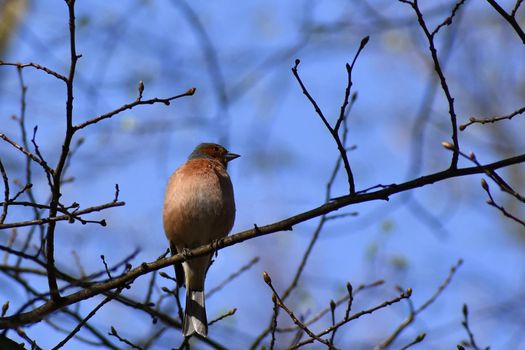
[{"x1": 1, "y1": 1, "x2": 525, "y2": 349}]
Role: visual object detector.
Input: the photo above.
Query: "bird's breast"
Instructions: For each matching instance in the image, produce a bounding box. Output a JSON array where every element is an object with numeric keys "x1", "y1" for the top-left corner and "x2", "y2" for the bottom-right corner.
[{"x1": 163, "y1": 160, "x2": 235, "y2": 247}]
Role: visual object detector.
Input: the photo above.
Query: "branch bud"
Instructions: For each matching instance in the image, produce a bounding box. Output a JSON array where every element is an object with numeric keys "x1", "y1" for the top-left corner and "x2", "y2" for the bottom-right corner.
[
  {"x1": 346, "y1": 282, "x2": 353, "y2": 296},
  {"x1": 138, "y1": 80, "x2": 144, "y2": 97},
  {"x1": 1, "y1": 301, "x2": 9, "y2": 317},
  {"x1": 360, "y1": 35, "x2": 370, "y2": 48},
  {"x1": 262, "y1": 271, "x2": 272, "y2": 285},
  {"x1": 441, "y1": 141, "x2": 455, "y2": 150},
  {"x1": 462, "y1": 303, "x2": 468, "y2": 317},
  {"x1": 416, "y1": 333, "x2": 426, "y2": 342},
  {"x1": 480, "y1": 178, "x2": 489, "y2": 191}
]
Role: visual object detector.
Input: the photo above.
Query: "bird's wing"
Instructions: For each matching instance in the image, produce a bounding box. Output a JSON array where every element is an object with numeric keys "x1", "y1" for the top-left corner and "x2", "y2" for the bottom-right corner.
[{"x1": 170, "y1": 241, "x2": 185, "y2": 288}]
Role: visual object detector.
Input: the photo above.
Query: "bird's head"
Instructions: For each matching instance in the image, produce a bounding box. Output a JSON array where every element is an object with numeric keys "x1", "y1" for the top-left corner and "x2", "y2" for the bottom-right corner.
[{"x1": 189, "y1": 143, "x2": 240, "y2": 168}]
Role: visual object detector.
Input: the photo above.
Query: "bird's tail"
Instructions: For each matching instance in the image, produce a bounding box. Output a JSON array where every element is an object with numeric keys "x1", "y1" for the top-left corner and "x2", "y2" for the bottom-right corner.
[{"x1": 183, "y1": 289, "x2": 208, "y2": 337}]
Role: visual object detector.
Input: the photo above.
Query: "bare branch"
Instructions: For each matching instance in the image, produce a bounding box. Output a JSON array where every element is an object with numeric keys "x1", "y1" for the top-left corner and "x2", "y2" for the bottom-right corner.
[
  {"x1": 375, "y1": 259, "x2": 463, "y2": 349},
  {"x1": 480, "y1": 179, "x2": 525, "y2": 227},
  {"x1": 432, "y1": 0, "x2": 467, "y2": 36},
  {"x1": 108, "y1": 326, "x2": 142, "y2": 350},
  {"x1": 399, "y1": 333, "x2": 426, "y2": 350},
  {"x1": 335, "y1": 36, "x2": 369, "y2": 132},
  {"x1": 0, "y1": 159, "x2": 9, "y2": 224},
  {"x1": 400, "y1": 0, "x2": 462, "y2": 169},
  {"x1": 0, "y1": 60, "x2": 68, "y2": 81},
  {"x1": 288, "y1": 289, "x2": 412, "y2": 350},
  {"x1": 460, "y1": 304, "x2": 486, "y2": 350},
  {"x1": 0, "y1": 152, "x2": 524, "y2": 328},
  {"x1": 292, "y1": 58, "x2": 357, "y2": 194},
  {"x1": 511, "y1": 0, "x2": 524, "y2": 16},
  {"x1": 0, "y1": 133, "x2": 54, "y2": 175},
  {"x1": 51, "y1": 289, "x2": 123, "y2": 350},
  {"x1": 0, "y1": 200, "x2": 125, "y2": 230},
  {"x1": 278, "y1": 280, "x2": 384, "y2": 333},
  {"x1": 486, "y1": 0, "x2": 525, "y2": 44},
  {"x1": 262, "y1": 272, "x2": 335, "y2": 349},
  {"x1": 460, "y1": 105, "x2": 525, "y2": 130},
  {"x1": 208, "y1": 256, "x2": 260, "y2": 297},
  {"x1": 208, "y1": 308, "x2": 236, "y2": 327},
  {"x1": 269, "y1": 295, "x2": 279, "y2": 350},
  {"x1": 74, "y1": 88, "x2": 196, "y2": 130}
]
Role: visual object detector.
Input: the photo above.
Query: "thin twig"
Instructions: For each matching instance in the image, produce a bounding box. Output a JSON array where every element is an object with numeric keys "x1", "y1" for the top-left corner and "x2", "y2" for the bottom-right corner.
[
  {"x1": 481, "y1": 179, "x2": 525, "y2": 227},
  {"x1": 400, "y1": 0, "x2": 464, "y2": 169},
  {"x1": 14, "y1": 66, "x2": 44, "y2": 267},
  {"x1": 141, "y1": 327, "x2": 166, "y2": 350},
  {"x1": 0, "y1": 133, "x2": 54, "y2": 175},
  {"x1": 0, "y1": 200, "x2": 125, "y2": 230},
  {"x1": 486, "y1": 0, "x2": 525, "y2": 44},
  {"x1": 208, "y1": 308, "x2": 236, "y2": 326},
  {"x1": 0, "y1": 159, "x2": 9, "y2": 224},
  {"x1": 51, "y1": 289, "x2": 123, "y2": 350},
  {"x1": 460, "y1": 105, "x2": 525, "y2": 130},
  {"x1": 208, "y1": 256, "x2": 259, "y2": 297},
  {"x1": 100, "y1": 255, "x2": 113, "y2": 279},
  {"x1": 431, "y1": 0, "x2": 467, "y2": 36},
  {"x1": 375, "y1": 259, "x2": 463, "y2": 349},
  {"x1": 269, "y1": 294, "x2": 279, "y2": 350},
  {"x1": 328, "y1": 300, "x2": 337, "y2": 346},
  {"x1": 288, "y1": 289, "x2": 412, "y2": 350},
  {"x1": 278, "y1": 280, "x2": 384, "y2": 332},
  {"x1": 109, "y1": 326, "x2": 142, "y2": 350},
  {"x1": 460, "y1": 304, "x2": 484, "y2": 350},
  {"x1": 74, "y1": 88, "x2": 196, "y2": 130},
  {"x1": 0, "y1": 60, "x2": 68, "y2": 81},
  {"x1": 445, "y1": 145, "x2": 525, "y2": 203},
  {"x1": 399, "y1": 333, "x2": 426, "y2": 350},
  {"x1": 292, "y1": 56, "x2": 362, "y2": 194},
  {"x1": 511, "y1": 0, "x2": 524, "y2": 17},
  {"x1": 262, "y1": 272, "x2": 336, "y2": 349}
]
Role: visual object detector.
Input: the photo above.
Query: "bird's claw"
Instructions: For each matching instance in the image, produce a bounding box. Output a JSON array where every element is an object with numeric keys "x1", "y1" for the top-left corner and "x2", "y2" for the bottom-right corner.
[{"x1": 181, "y1": 248, "x2": 192, "y2": 258}]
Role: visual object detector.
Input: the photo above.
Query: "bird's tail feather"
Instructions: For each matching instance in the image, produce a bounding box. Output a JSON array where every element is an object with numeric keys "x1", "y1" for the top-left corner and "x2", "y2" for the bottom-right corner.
[{"x1": 183, "y1": 290, "x2": 207, "y2": 337}]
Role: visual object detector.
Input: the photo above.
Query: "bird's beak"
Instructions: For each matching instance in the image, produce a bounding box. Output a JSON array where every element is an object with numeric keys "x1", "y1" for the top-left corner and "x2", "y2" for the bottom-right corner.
[{"x1": 224, "y1": 152, "x2": 240, "y2": 162}]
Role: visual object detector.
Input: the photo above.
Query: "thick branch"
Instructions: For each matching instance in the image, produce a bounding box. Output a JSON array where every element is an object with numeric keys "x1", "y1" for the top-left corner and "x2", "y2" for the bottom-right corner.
[
  {"x1": 486, "y1": 0, "x2": 525, "y2": 44},
  {"x1": 0, "y1": 154, "x2": 523, "y2": 328}
]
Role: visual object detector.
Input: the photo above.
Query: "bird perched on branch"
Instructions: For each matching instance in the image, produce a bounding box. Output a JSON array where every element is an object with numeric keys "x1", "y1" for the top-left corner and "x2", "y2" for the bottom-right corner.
[{"x1": 163, "y1": 143, "x2": 239, "y2": 337}]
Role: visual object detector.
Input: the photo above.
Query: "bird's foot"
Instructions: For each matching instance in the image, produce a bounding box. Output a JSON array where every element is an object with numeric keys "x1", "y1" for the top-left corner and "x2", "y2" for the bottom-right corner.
[{"x1": 181, "y1": 247, "x2": 192, "y2": 258}]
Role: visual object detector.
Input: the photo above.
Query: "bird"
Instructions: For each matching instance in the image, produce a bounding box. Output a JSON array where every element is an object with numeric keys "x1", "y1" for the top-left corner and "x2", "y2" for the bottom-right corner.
[{"x1": 162, "y1": 143, "x2": 239, "y2": 337}]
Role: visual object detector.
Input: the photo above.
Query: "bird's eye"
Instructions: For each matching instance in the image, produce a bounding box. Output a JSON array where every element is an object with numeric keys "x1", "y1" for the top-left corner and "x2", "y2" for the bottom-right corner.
[{"x1": 214, "y1": 146, "x2": 220, "y2": 152}]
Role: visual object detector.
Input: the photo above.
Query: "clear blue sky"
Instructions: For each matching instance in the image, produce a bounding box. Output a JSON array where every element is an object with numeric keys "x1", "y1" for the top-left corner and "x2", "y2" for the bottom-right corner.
[{"x1": 1, "y1": 1, "x2": 525, "y2": 349}]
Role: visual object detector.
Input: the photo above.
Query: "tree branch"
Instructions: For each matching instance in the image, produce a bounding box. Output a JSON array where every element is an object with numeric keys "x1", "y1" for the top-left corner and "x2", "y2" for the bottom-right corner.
[{"x1": 1, "y1": 153, "x2": 523, "y2": 328}]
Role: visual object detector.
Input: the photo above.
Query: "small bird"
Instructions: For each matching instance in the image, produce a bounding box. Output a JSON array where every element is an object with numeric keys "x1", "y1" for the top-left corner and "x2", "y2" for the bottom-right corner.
[{"x1": 163, "y1": 143, "x2": 239, "y2": 337}]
